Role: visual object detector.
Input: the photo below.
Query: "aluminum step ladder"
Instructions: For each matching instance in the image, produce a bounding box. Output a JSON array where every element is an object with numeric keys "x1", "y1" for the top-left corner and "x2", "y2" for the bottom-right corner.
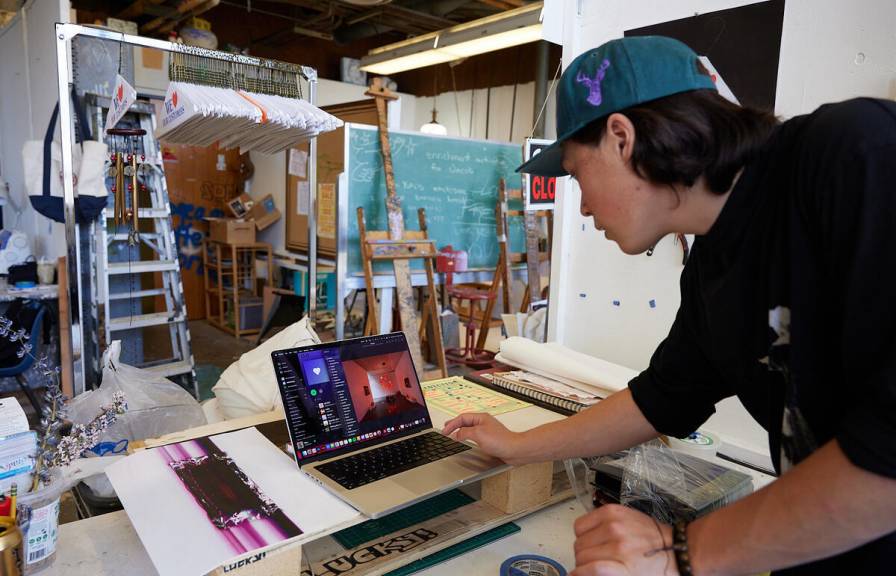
[{"x1": 86, "y1": 95, "x2": 197, "y2": 396}]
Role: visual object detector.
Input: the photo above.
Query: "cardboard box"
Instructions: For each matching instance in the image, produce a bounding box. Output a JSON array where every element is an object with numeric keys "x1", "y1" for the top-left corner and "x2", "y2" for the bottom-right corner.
[
  {"x1": 249, "y1": 194, "x2": 281, "y2": 231},
  {"x1": 207, "y1": 218, "x2": 256, "y2": 244}
]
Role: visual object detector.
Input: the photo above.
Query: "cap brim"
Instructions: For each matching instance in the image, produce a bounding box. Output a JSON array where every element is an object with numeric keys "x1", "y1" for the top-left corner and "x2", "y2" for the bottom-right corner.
[{"x1": 516, "y1": 139, "x2": 567, "y2": 177}]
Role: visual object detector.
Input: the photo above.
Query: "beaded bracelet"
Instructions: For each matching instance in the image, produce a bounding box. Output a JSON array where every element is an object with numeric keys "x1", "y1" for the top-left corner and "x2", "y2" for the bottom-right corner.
[{"x1": 672, "y1": 521, "x2": 693, "y2": 576}]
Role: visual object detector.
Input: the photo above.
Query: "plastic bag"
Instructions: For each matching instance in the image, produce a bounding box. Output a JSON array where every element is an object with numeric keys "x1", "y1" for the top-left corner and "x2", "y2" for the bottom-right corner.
[
  {"x1": 67, "y1": 341, "x2": 207, "y2": 495},
  {"x1": 564, "y1": 439, "x2": 753, "y2": 524}
]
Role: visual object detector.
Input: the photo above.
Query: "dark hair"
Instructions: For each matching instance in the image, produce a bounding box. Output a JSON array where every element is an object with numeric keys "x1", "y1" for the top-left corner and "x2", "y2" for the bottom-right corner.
[{"x1": 569, "y1": 89, "x2": 778, "y2": 194}]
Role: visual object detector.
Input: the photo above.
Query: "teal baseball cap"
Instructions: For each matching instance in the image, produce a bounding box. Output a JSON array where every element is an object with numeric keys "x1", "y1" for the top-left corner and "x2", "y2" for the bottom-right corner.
[{"x1": 517, "y1": 36, "x2": 717, "y2": 176}]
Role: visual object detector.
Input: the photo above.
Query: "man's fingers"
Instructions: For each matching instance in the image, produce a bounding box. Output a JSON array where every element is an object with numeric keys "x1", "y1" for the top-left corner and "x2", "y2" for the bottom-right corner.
[
  {"x1": 442, "y1": 412, "x2": 487, "y2": 435},
  {"x1": 574, "y1": 505, "x2": 622, "y2": 537},
  {"x1": 571, "y1": 560, "x2": 628, "y2": 576}
]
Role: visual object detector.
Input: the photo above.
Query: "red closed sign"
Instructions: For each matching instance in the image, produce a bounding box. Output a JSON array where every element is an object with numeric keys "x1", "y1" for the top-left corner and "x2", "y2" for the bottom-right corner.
[{"x1": 524, "y1": 139, "x2": 558, "y2": 210}]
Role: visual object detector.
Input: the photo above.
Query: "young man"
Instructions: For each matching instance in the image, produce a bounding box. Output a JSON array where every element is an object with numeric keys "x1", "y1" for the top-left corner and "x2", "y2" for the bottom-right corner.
[{"x1": 443, "y1": 36, "x2": 896, "y2": 575}]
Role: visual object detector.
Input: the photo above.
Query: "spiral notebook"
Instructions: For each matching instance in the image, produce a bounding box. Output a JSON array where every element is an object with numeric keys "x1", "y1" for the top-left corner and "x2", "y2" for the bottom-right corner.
[{"x1": 489, "y1": 370, "x2": 603, "y2": 414}]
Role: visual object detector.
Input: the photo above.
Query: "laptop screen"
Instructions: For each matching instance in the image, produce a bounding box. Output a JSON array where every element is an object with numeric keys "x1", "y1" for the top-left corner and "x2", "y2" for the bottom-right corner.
[{"x1": 272, "y1": 332, "x2": 432, "y2": 464}]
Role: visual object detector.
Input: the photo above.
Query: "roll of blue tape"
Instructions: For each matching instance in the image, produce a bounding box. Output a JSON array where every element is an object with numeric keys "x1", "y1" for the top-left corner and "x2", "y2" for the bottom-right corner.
[{"x1": 500, "y1": 555, "x2": 566, "y2": 576}]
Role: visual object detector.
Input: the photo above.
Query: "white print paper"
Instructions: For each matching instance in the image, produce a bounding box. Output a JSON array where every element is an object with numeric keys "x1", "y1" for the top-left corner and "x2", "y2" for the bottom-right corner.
[
  {"x1": 0, "y1": 397, "x2": 28, "y2": 437},
  {"x1": 23, "y1": 497, "x2": 60, "y2": 564},
  {"x1": 107, "y1": 427, "x2": 360, "y2": 576},
  {"x1": 698, "y1": 56, "x2": 740, "y2": 105},
  {"x1": 297, "y1": 181, "x2": 310, "y2": 215},
  {"x1": 288, "y1": 149, "x2": 308, "y2": 178},
  {"x1": 105, "y1": 74, "x2": 138, "y2": 134}
]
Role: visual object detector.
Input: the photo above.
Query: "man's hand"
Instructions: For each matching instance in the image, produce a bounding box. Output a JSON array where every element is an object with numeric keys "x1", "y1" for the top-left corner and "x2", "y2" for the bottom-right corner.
[
  {"x1": 572, "y1": 504, "x2": 676, "y2": 576},
  {"x1": 441, "y1": 413, "x2": 528, "y2": 465}
]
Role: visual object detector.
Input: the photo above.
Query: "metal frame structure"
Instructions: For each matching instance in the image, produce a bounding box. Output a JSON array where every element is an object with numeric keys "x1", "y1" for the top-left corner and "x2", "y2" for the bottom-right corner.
[{"x1": 55, "y1": 23, "x2": 318, "y2": 394}]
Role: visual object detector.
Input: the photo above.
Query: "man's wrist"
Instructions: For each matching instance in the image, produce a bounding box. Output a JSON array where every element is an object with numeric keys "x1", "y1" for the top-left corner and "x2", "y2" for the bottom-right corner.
[{"x1": 686, "y1": 515, "x2": 716, "y2": 576}]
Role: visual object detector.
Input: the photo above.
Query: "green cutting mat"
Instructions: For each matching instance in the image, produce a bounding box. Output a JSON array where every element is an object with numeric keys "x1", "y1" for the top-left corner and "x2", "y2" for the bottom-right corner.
[
  {"x1": 383, "y1": 523, "x2": 521, "y2": 576},
  {"x1": 332, "y1": 489, "x2": 475, "y2": 549}
]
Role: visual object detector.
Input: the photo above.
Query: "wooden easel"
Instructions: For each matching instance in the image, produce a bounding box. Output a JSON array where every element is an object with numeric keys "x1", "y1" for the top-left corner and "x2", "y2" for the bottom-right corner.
[
  {"x1": 489, "y1": 179, "x2": 553, "y2": 336},
  {"x1": 360, "y1": 78, "x2": 447, "y2": 377}
]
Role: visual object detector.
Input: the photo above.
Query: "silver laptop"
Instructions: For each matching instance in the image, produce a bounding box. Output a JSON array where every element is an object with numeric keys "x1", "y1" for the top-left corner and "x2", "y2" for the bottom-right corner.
[{"x1": 273, "y1": 332, "x2": 508, "y2": 518}]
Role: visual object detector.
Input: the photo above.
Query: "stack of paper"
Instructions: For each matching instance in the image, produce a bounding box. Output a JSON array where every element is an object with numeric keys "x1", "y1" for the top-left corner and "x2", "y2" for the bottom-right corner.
[
  {"x1": 486, "y1": 338, "x2": 641, "y2": 412},
  {"x1": 0, "y1": 397, "x2": 36, "y2": 494},
  {"x1": 156, "y1": 82, "x2": 343, "y2": 153}
]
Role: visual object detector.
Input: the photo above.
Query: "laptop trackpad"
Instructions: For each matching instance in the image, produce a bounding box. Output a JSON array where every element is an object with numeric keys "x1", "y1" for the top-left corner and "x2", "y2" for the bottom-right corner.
[{"x1": 391, "y1": 452, "x2": 499, "y2": 493}]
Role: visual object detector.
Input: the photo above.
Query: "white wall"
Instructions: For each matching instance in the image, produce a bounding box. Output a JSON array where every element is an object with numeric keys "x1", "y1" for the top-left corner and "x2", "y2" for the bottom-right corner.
[
  {"x1": 0, "y1": 0, "x2": 71, "y2": 261},
  {"x1": 413, "y1": 81, "x2": 558, "y2": 143},
  {"x1": 546, "y1": 0, "x2": 896, "y2": 469},
  {"x1": 253, "y1": 78, "x2": 415, "y2": 252}
]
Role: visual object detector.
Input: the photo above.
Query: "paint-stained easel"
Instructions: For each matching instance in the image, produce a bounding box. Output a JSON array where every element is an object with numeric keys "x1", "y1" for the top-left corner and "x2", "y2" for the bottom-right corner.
[{"x1": 358, "y1": 78, "x2": 447, "y2": 377}]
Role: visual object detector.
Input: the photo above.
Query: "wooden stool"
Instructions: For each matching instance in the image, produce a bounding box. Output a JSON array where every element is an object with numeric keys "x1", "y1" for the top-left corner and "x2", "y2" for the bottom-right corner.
[{"x1": 442, "y1": 268, "x2": 497, "y2": 368}]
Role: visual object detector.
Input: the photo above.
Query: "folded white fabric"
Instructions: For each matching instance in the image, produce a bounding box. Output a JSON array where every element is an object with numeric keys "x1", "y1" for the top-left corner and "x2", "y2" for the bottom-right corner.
[
  {"x1": 496, "y1": 337, "x2": 639, "y2": 396},
  {"x1": 212, "y1": 316, "x2": 321, "y2": 419}
]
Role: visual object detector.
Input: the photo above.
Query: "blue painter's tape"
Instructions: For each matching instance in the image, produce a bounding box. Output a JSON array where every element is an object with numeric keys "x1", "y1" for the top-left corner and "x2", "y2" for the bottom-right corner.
[
  {"x1": 649, "y1": 299, "x2": 656, "y2": 308},
  {"x1": 579, "y1": 293, "x2": 586, "y2": 298},
  {"x1": 500, "y1": 555, "x2": 566, "y2": 576},
  {"x1": 612, "y1": 300, "x2": 620, "y2": 307}
]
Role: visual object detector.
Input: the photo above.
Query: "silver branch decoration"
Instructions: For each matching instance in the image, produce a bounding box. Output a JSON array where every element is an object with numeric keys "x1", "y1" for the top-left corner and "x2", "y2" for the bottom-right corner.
[{"x1": 0, "y1": 311, "x2": 128, "y2": 491}]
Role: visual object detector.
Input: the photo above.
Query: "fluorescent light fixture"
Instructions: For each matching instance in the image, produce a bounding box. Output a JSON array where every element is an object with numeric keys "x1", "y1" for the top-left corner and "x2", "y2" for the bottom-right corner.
[{"x1": 360, "y1": 2, "x2": 544, "y2": 75}]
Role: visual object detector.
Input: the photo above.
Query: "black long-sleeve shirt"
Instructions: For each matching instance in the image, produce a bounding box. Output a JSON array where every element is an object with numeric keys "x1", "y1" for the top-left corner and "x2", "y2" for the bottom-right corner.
[{"x1": 628, "y1": 98, "x2": 896, "y2": 574}]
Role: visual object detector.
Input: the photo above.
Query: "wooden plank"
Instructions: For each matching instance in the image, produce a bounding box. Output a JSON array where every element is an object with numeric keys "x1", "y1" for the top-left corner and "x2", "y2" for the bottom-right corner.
[
  {"x1": 418, "y1": 209, "x2": 447, "y2": 378},
  {"x1": 523, "y1": 211, "x2": 542, "y2": 307},
  {"x1": 57, "y1": 256, "x2": 74, "y2": 398},
  {"x1": 358, "y1": 208, "x2": 379, "y2": 336},
  {"x1": 134, "y1": 410, "x2": 286, "y2": 451},
  {"x1": 365, "y1": 79, "x2": 426, "y2": 373}
]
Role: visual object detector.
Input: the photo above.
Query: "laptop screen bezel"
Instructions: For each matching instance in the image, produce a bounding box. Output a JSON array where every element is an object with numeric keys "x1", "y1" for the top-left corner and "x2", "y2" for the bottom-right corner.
[{"x1": 272, "y1": 332, "x2": 433, "y2": 468}]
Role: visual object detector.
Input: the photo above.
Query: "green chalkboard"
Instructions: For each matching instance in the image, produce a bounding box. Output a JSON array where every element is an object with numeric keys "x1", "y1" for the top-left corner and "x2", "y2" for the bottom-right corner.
[{"x1": 346, "y1": 124, "x2": 524, "y2": 275}]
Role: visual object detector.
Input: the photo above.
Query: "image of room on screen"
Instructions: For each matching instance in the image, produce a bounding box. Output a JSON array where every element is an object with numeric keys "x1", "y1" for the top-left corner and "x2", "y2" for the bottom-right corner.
[{"x1": 342, "y1": 351, "x2": 427, "y2": 429}]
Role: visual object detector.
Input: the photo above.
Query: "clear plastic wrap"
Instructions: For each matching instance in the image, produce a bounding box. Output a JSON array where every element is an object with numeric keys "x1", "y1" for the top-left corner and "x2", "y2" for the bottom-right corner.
[
  {"x1": 564, "y1": 439, "x2": 753, "y2": 524},
  {"x1": 66, "y1": 341, "x2": 207, "y2": 496}
]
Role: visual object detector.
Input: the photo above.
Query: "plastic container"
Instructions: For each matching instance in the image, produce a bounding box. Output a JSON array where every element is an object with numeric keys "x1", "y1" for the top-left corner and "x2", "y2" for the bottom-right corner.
[{"x1": 16, "y1": 478, "x2": 67, "y2": 574}]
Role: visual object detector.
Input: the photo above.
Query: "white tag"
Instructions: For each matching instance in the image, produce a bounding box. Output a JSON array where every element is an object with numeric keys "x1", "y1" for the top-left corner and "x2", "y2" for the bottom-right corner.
[
  {"x1": 104, "y1": 74, "x2": 137, "y2": 134},
  {"x1": 297, "y1": 182, "x2": 310, "y2": 215},
  {"x1": 288, "y1": 149, "x2": 308, "y2": 177},
  {"x1": 698, "y1": 56, "x2": 740, "y2": 105},
  {"x1": 23, "y1": 496, "x2": 60, "y2": 564}
]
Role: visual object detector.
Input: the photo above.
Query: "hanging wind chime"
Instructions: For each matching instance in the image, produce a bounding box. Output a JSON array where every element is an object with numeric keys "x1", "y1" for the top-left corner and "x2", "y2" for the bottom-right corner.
[{"x1": 106, "y1": 127, "x2": 147, "y2": 246}]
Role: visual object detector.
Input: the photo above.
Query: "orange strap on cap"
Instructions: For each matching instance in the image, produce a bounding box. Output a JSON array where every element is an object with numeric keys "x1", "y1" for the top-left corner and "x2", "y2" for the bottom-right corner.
[{"x1": 236, "y1": 90, "x2": 268, "y2": 124}]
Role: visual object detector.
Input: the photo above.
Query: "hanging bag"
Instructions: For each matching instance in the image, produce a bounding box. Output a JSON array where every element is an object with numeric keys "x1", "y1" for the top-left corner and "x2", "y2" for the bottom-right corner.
[{"x1": 22, "y1": 88, "x2": 108, "y2": 224}]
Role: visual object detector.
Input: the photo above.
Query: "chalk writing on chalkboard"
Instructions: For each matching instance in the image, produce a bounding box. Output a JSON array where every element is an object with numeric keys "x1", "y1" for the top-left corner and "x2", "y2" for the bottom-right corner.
[{"x1": 347, "y1": 124, "x2": 525, "y2": 275}]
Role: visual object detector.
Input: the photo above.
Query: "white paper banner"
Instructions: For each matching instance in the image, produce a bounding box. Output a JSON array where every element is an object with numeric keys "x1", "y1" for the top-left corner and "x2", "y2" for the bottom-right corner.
[{"x1": 105, "y1": 74, "x2": 137, "y2": 134}]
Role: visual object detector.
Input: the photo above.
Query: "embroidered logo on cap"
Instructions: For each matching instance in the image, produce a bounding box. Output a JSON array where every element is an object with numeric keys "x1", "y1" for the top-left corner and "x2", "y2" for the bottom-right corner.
[{"x1": 576, "y1": 58, "x2": 611, "y2": 106}]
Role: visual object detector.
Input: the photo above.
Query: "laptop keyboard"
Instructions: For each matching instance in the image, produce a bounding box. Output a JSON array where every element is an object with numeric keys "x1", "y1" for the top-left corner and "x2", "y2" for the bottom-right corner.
[{"x1": 315, "y1": 432, "x2": 472, "y2": 490}]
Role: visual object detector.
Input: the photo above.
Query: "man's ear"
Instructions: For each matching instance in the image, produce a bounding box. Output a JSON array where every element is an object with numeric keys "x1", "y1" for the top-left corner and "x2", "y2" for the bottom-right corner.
[{"x1": 604, "y1": 113, "x2": 636, "y2": 163}]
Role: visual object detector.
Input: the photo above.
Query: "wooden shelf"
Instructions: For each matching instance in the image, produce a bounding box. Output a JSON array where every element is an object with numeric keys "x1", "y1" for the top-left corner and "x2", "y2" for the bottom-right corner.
[{"x1": 203, "y1": 239, "x2": 272, "y2": 339}]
